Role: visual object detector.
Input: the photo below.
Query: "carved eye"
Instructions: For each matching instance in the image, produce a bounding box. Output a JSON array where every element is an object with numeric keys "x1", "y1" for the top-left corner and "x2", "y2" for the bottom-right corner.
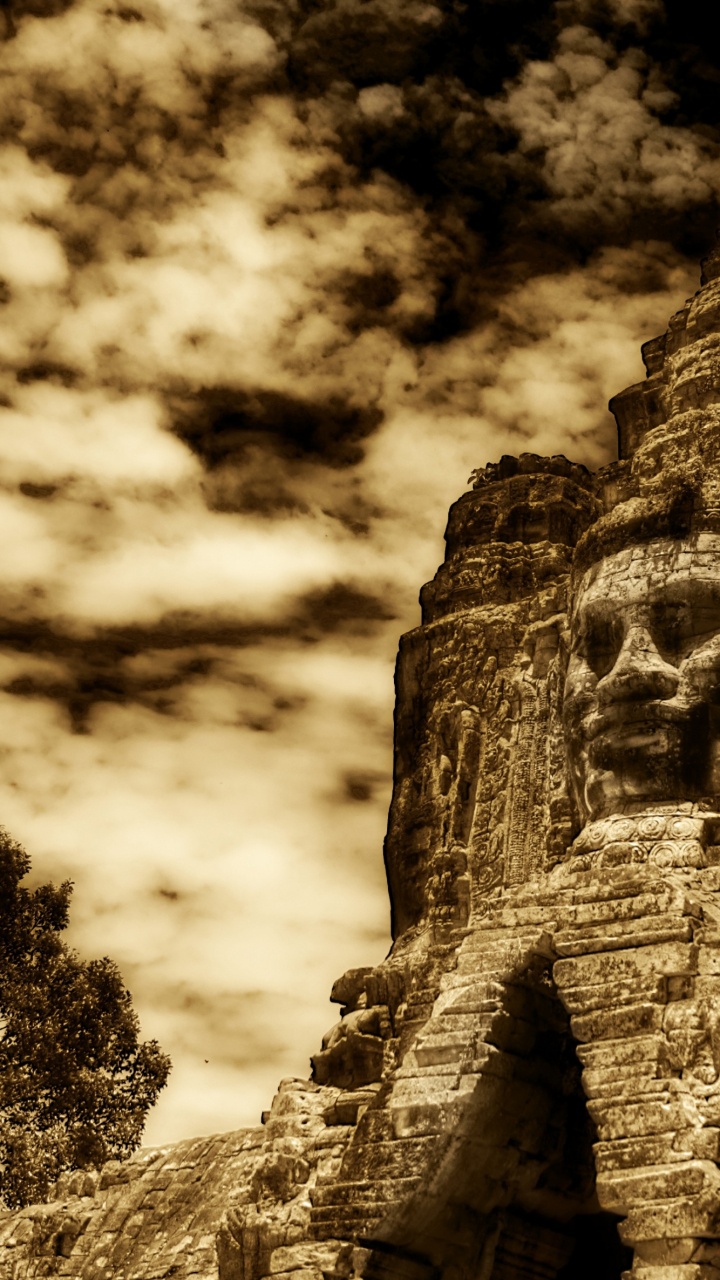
[
  {"x1": 650, "y1": 601, "x2": 720, "y2": 665},
  {"x1": 578, "y1": 616, "x2": 622, "y2": 679}
]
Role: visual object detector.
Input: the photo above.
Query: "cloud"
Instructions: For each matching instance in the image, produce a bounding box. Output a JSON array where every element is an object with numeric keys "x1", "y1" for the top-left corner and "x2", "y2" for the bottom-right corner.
[
  {"x1": 289, "y1": 0, "x2": 448, "y2": 89},
  {"x1": 557, "y1": 0, "x2": 664, "y2": 31},
  {"x1": 0, "y1": 386, "x2": 193, "y2": 486},
  {"x1": 1, "y1": 0, "x2": 720, "y2": 1148},
  {"x1": 0, "y1": 641, "x2": 393, "y2": 1140},
  {"x1": 486, "y1": 26, "x2": 720, "y2": 236}
]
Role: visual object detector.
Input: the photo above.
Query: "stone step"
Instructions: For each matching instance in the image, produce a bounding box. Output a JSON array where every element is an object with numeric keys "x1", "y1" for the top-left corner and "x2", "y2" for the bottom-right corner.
[
  {"x1": 557, "y1": 887, "x2": 700, "y2": 928},
  {"x1": 418, "y1": 1010, "x2": 496, "y2": 1037},
  {"x1": 336, "y1": 1136, "x2": 435, "y2": 1180},
  {"x1": 310, "y1": 1203, "x2": 392, "y2": 1230},
  {"x1": 594, "y1": 1131, "x2": 692, "y2": 1173},
  {"x1": 628, "y1": 1268, "x2": 720, "y2": 1279},
  {"x1": 459, "y1": 930, "x2": 553, "y2": 956},
  {"x1": 588, "y1": 1095, "x2": 687, "y2": 1141},
  {"x1": 559, "y1": 973, "x2": 663, "y2": 1015},
  {"x1": 510, "y1": 872, "x2": 664, "y2": 908},
  {"x1": 311, "y1": 1175, "x2": 421, "y2": 1208},
  {"x1": 622, "y1": 1193, "x2": 720, "y2": 1244},
  {"x1": 582, "y1": 1074, "x2": 669, "y2": 1102},
  {"x1": 597, "y1": 1159, "x2": 719, "y2": 1211},
  {"x1": 409, "y1": 1035, "x2": 475, "y2": 1069},
  {"x1": 554, "y1": 916, "x2": 695, "y2": 957},
  {"x1": 555, "y1": 941, "x2": 698, "y2": 989},
  {"x1": 571, "y1": 1001, "x2": 665, "y2": 1043},
  {"x1": 395, "y1": 1059, "x2": 465, "y2": 1082},
  {"x1": 575, "y1": 1034, "x2": 664, "y2": 1070}
]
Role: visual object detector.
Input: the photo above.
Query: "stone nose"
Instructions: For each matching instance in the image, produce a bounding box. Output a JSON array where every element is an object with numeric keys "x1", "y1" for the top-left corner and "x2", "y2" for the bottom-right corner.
[{"x1": 596, "y1": 624, "x2": 679, "y2": 706}]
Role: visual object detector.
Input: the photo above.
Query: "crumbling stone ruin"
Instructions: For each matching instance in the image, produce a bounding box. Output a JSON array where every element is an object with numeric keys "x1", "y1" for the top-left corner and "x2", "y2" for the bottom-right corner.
[{"x1": 8, "y1": 248, "x2": 720, "y2": 1278}]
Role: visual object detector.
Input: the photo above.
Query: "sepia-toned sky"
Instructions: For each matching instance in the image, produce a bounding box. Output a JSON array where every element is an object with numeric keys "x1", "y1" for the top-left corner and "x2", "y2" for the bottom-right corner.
[{"x1": 0, "y1": 0, "x2": 719, "y2": 1144}]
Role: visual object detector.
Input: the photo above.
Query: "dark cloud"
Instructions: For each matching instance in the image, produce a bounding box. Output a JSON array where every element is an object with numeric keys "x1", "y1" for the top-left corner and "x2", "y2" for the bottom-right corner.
[
  {"x1": 342, "y1": 768, "x2": 387, "y2": 802},
  {"x1": 294, "y1": 583, "x2": 397, "y2": 638},
  {"x1": 0, "y1": 578, "x2": 394, "y2": 729},
  {"x1": 290, "y1": 0, "x2": 563, "y2": 95},
  {"x1": 18, "y1": 481, "x2": 59, "y2": 499},
  {"x1": 289, "y1": 0, "x2": 451, "y2": 89},
  {"x1": 15, "y1": 361, "x2": 79, "y2": 386},
  {"x1": 171, "y1": 386, "x2": 384, "y2": 469}
]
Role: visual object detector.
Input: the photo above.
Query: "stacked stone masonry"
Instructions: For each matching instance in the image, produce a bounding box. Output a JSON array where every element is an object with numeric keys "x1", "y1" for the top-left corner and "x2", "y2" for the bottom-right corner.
[{"x1": 10, "y1": 251, "x2": 720, "y2": 1276}]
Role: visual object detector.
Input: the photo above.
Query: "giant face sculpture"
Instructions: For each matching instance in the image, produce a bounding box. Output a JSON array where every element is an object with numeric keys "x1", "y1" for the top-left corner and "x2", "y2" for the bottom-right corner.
[{"x1": 564, "y1": 535, "x2": 720, "y2": 821}]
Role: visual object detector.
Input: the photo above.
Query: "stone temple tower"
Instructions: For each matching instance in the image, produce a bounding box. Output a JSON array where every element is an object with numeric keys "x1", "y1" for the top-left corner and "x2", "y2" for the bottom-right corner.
[{"x1": 7, "y1": 251, "x2": 720, "y2": 1278}]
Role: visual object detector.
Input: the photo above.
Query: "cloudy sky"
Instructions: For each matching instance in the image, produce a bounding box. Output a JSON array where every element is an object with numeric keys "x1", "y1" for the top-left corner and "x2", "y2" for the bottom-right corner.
[{"x1": 0, "y1": 0, "x2": 718, "y2": 1144}]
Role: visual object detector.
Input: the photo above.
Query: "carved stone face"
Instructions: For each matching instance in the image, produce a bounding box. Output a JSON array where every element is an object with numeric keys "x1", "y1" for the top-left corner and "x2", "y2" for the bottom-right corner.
[{"x1": 564, "y1": 535, "x2": 720, "y2": 821}]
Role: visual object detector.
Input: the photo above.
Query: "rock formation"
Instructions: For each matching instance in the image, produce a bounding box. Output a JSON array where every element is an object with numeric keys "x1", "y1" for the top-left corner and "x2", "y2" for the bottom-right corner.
[{"x1": 7, "y1": 247, "x2": 720, "y2": 1277}]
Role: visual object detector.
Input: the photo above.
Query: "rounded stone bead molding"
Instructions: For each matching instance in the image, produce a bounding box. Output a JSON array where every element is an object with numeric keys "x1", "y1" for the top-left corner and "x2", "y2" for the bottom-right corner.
[{"x1": 570, "y1": 810, "x2": 718, "y2": 871}]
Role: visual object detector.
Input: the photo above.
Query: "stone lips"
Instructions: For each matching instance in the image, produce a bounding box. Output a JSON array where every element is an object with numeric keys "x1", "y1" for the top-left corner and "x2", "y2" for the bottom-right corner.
[{"x1": 9, "y1": 260, "x2": 720, "y2": 1278}]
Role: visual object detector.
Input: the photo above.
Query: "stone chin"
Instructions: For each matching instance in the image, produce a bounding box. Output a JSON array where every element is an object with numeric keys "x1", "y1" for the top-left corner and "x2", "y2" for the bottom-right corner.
[{"x1": 564, "y1": 534, "x2": 720, "y2": 822}]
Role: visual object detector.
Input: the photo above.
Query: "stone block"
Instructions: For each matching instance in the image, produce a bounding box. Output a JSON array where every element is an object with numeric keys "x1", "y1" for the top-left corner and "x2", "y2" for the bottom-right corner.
[
  {"x1": 588, "y1": 1096, "x2": 686, "y2": 1140},
  {"x1": 424, "y1": 1009, "x2": 493, "y2": 1033},
  {"x1": 576, "y1": 1034, "x2": 664, "y2": 1069},
  {"x1": 555, "y1": 942, "x2": 698, "y2": 990},
  {"x1": 267, "y1": 1268, "x2": 324, "y2": 1280},
  {"x1": 391, "y1": 1073, "x2": 463, "y2": 1106},
  {"x1": 692, "y1": 975, "x2": 720, "y2": 1003},
  {"x1": 697, "y1": 950, "x2": 720, "y2": 975},
  {"x1": 634, "y1": 1237, "x2": 704, "y2": 1265},
  {"x1": 412, "y1": 1032, "x2": 474, "y2": 1068},
  {"x1": 620, "y1": 1194, "x2": 720, "y2": 1243},
  {"x1": 597, "y1": 1160, "x2": 718, "y2": 1211},
  {"x1": 571, "y1": 1001, "x2": 664, "y2": 1042},
  {"x1": 496, "y1": 904, "x2": 560, "y2": 927},
  {"x1": 269, "y1": 1244, "x2": 344, "y2": 1273},
  {"x1": 632, "y1": 1268, "x2": 720, "y2": 1279},
  {"x1": 310, "y1": 1203, "x2": 389, "y2": 1231},
  {"x1": 687, "y1": 1128, "x2": 720, "y2": 1160},
  {"x1": 559, "y1": 973, "x2": 662, "y2": 1014},
  {"x1": 595, "y1": 1134, "x2": 683, "y2": 1170},
  {"x1": 583, "y1": 1074, "x2": 669, "y2": 1102},
  {"x1": 322, "y1": 1089, "x2": 381, "y2": 1126},
  {"x1": 560, "y1": 888, "x2": 694, "y2": 927},
  {"x1": 554, "y1": 915, "x2": 694, "y2": 957},
  {"x1": 340, "y1": 1137, "x2": 435, "y2": 1180}
]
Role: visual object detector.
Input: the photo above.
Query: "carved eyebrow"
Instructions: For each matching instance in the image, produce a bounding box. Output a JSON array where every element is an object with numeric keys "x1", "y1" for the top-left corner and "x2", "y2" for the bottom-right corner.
[
  {"x1": 577, "y1": 574, "x2": 720, "y2": 618},
  {"x1": 572, "y1": 596, "x2": 623, "y2": 628}
]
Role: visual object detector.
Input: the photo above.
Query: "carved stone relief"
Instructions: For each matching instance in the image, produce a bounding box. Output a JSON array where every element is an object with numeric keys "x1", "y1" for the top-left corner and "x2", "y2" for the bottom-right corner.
[{"x1": 565, "y1": 536, "x2": 720, "y2": 823}]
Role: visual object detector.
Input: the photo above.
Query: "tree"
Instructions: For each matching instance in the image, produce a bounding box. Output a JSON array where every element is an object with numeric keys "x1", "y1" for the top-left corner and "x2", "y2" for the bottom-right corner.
[{"x1": 0, "y1": 828, "x2": 171, "y2": 1208}]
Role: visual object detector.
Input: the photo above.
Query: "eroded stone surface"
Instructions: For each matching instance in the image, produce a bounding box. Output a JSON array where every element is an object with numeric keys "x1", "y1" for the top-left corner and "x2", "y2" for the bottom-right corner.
[{"x1": 0, "y1": 1128, "x2": 263, "y2": 1277}]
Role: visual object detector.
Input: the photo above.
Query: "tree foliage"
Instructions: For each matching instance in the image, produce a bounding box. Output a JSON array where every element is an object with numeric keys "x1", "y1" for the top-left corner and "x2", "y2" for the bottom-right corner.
[{"x1": 0, "y1": 828, "x2": 171, "y2": 1208}]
